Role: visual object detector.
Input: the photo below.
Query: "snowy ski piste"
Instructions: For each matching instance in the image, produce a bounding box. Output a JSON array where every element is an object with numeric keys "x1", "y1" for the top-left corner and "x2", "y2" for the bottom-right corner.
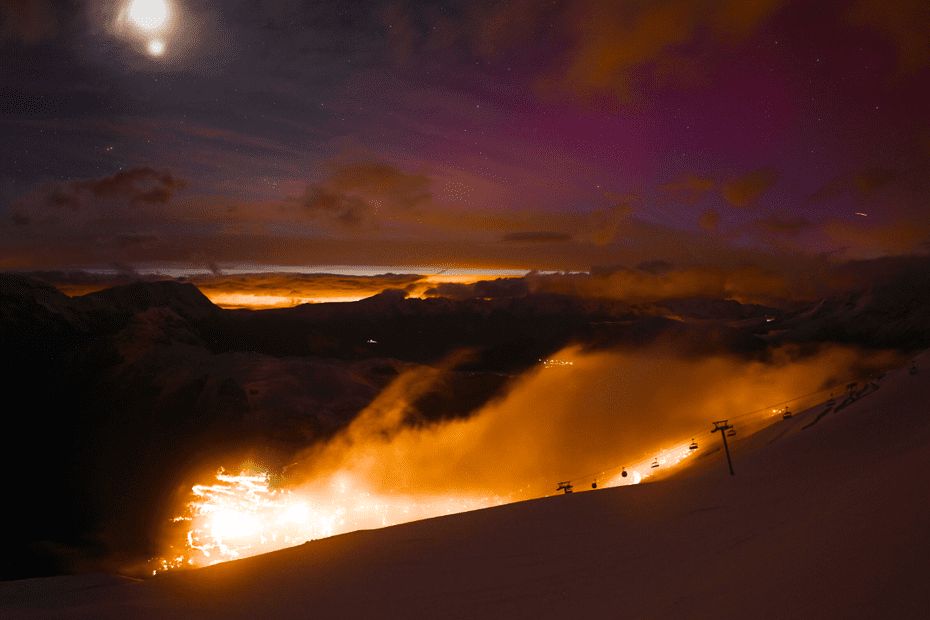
[{"x1": 2, "y1": 352, "x2": 927, "y2": 618}]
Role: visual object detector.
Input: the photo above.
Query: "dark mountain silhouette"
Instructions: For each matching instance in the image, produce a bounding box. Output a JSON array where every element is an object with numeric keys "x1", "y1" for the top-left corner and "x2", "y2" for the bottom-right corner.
[
  {"x1": 78, "y1": 280, "x2": 220, "y2": 323},
  {"x1": 768, "y1": 256, "x2": 930, "y2": 349}
]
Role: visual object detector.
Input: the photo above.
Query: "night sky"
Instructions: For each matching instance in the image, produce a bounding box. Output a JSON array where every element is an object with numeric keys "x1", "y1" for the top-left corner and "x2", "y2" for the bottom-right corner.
[{"x1": 2, "y1": 0, "x2": 928, "y2": 273}]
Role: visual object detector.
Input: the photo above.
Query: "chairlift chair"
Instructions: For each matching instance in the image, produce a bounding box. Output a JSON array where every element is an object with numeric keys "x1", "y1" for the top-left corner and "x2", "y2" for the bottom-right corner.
[
  {"x1": 782, "y1": 405, "x2": 792, "y2": 419},
  {"x1": 726, "y1": 428, "x2": 736, "y2": 437},
  {"x1": 689, "y1": 438, "x2": 698, "y2": 450},
  {"x1": 651, "y1": 458, "x2": 660, "y2": 469}
]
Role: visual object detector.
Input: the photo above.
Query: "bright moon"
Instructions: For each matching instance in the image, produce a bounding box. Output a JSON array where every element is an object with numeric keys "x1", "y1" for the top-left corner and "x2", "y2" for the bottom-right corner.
[
  {"x1": 147, "y1": 39, "x2": 166, "y2": 56},
  {"x1": 128, "y1": 0, "x2": 169, "y2": 31}
]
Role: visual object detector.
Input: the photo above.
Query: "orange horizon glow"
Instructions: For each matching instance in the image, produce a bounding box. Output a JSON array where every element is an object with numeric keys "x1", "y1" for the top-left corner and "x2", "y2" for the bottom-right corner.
[
  {"x1": 47, "y1": 269, "x2": 529, "y2": 309},
  {"x1": 201, "y1": 273, "x2": 518, "y2": 309}
]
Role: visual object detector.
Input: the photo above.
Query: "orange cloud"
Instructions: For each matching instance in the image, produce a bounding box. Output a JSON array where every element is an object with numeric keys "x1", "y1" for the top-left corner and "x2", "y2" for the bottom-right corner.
[
  {"x1": 501, "y1": 231, "x2": 572, "y2": 243},
  {"x1": 848, "y1": 0, "x2": 930, "y2": 73},
  {"x1": 808, "y1": 167, "x2": 899, "y2": 204},
  {"x1": 753, "y1": 213, "x2": 812, "y2": 236},
  {"x1": 699, "y1": 209, "x2": 721, "y2": 231},
  {"x1": 289, "y1": 342, "x2": 886, "y2": 500},
  {"x1": 660, "y1": 173, "x2": 717, "y2": 205},
  {"x1": 722, "y1": 167, "x2": 779, "y2": 208},
  {"x1": 548, "y1": 0, "x2": 784, "y2": 103},
  {"x1": 587, "y1": 196, "x2": 636, "y2": 245},
  {"x1": 299, "y1": 162, "x2": 432, "y2": 229},
  {"x1": 517, "y1": 264, "x2": 810, "y2": 306},
  {"x1": 823, "y1": 218, "x2": 930, "y2": 258}
]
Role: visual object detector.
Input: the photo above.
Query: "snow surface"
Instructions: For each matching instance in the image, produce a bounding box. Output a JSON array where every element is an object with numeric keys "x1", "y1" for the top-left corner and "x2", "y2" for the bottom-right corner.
[{"x1": 2, "y1": 353, "x2": 929, "y2": 619}]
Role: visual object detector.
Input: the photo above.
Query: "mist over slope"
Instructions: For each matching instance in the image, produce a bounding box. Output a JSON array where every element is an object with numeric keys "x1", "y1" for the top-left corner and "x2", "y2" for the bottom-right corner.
[
  {"x1": 3, "y1": 351, "x2": 927, "y2": 618},
  {"x1": 1, "y1": 255, "x2": 928, "y2": 578}
]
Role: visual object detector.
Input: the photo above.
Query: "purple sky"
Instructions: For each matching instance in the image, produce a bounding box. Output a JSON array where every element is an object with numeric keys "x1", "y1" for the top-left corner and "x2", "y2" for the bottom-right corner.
[{"x1": 1, "y1": 0, "x2": 928, "y2": 273}]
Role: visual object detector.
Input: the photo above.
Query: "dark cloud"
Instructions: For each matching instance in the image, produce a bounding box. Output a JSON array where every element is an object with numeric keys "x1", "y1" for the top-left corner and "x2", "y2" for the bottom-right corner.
[
  {"x1": 722, "y1": 168, "x2": 779, "y2": 208},
  {"x1": 635, "y1": 260, "x2": 675, "y2": 275},
  {"x1": 114, "y1": 233, "x2": 160, "y2": 249},
  {"x1": 28, "y1": 167, "x2": 186, "y2": 215},
  {"x1": 501, "y1": 231, "x2": 572, "y2": 243},
  {"x1": 848, "y1": 0, "x2": 930, "y2": 72},
  {"x1": 808, "y1": 167, "x2": 898, "y2": 204},
  {"x1": 78, "y1": 168, "x2": 184, "y2": 205},
  {"x1": 0, "y1": 0, "x2": 56, "y2": 44},
  {"x1": 300, "y1": 186, "x2": 369, "y2": 227},
  {"x1": 754, "y1": 213, "x2": 811, "y2": 236},
  {"x1": 424, "y1": 277, "x2": 529, "y2": 300},
  {"x1": 659, "y1": 173, "x2": 716, "y2": 205},
  {"x1": 300, "y1": 162, "x2": 431, "y2": 228}
]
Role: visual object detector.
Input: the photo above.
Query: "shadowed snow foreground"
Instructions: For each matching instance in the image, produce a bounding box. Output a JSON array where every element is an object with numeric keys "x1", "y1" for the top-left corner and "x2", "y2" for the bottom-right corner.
[{"x1": 2, "y1": 353, "x2": 929, "y2": 619}]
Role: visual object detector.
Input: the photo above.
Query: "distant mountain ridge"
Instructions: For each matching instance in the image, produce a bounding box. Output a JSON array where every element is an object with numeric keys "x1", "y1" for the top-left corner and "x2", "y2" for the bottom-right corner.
[{"x1": 79, "y1": 280, "x2": 219, "y2": 322}]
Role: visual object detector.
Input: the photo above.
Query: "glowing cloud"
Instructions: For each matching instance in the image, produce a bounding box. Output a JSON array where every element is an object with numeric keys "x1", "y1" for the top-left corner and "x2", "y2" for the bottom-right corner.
[{"x1": 155, "y1": 343, "x2": 896, "y2": 571}]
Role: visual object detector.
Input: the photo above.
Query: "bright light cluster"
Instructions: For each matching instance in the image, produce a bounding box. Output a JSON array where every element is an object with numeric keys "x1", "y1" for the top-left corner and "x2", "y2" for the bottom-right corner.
[
  {"x1": 155, "y1": 469, "x2": 503, "y2": 573},
  {"x1": 155, "y1": 440, "x2": 703, "y2": 573},
  {"x1": 125, "y1": 0, "x2": 172, "y2": 57},
  {"x1": 128, "y1": 0, "x2": 169, "y2": 30},
  {"x1": 539, "y1": 358, "x2": 575, "y2": 368},
  {"x1": 605, "y1": 440, "x2": 699, "y2": 488}
]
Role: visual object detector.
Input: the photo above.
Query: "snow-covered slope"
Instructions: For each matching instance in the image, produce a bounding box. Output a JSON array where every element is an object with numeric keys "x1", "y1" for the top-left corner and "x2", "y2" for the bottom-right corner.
[{"x1": 2, "y1": 353, "x2": 928, "y2": 619}]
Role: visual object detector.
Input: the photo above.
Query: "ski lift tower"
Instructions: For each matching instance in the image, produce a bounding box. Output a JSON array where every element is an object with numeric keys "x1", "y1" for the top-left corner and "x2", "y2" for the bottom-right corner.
[{"x1": 711, "y1": 420, "x2": 735, "y2": 476}]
